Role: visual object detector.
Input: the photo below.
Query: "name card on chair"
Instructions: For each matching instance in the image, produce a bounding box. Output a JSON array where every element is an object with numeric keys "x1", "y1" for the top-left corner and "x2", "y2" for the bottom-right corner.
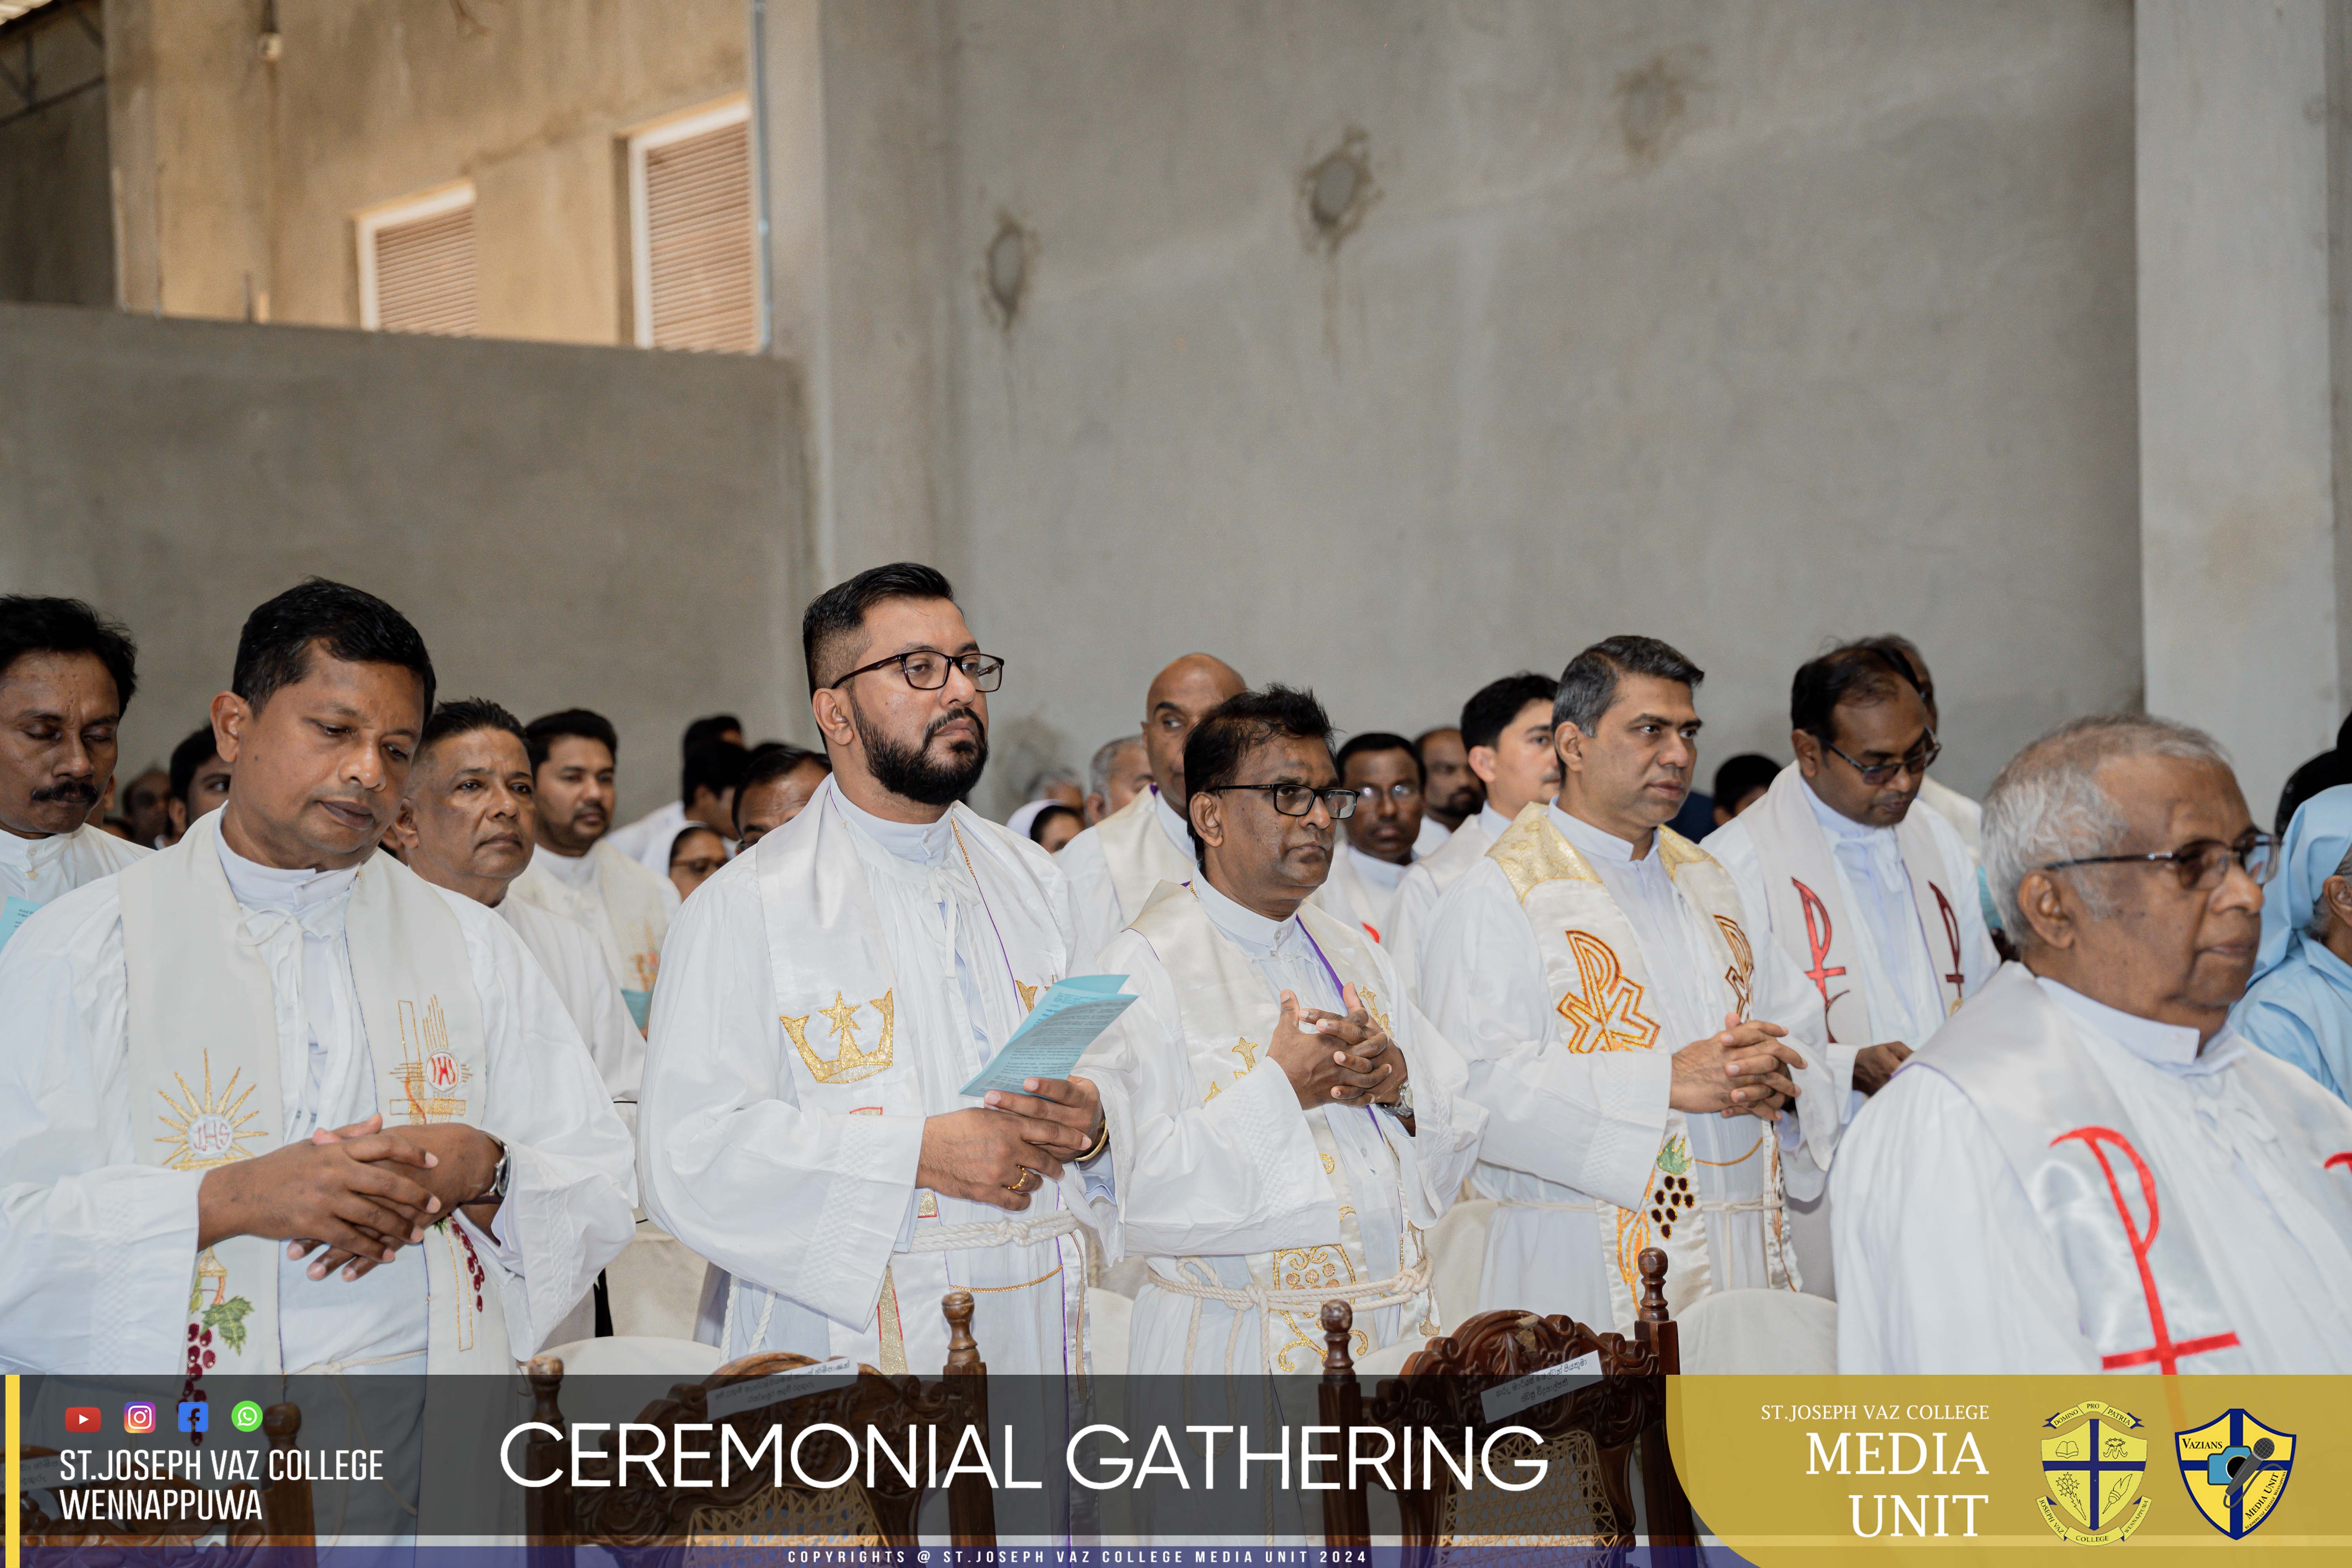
[
  {"x1": 706, "y1": 1356, "x2": 859, "y2": 1420},
  {"x1": 1480, "y1": 1349, "x2": 1602, "y2": 1423}
]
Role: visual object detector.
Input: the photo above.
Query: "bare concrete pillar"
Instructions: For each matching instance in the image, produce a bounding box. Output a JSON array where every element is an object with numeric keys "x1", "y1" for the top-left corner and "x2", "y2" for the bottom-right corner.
[{"x1": 2137, "y1": 0, "x2": 2345, "y2": 813}]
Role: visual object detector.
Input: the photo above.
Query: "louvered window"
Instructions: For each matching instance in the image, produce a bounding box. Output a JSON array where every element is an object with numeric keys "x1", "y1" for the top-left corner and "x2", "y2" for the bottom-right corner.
[
  {"x1": 356, "y1": 184, "x2": 477, "y2": 336},
  {"x1": 628, "y1": 100, "x2": 757, "y2": 352}
]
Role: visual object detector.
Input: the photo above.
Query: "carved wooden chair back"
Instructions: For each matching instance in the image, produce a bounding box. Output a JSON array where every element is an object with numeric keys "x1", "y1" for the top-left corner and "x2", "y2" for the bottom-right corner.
[{"x1": 1317, "y1": 1247, "x2": 1695, "y2": 1565}]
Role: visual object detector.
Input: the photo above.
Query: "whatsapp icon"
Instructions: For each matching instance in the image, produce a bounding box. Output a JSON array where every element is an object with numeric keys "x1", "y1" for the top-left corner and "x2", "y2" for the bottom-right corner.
[{"x1": 229, "y1": 1400, "x2": 265, "y2": 1433}]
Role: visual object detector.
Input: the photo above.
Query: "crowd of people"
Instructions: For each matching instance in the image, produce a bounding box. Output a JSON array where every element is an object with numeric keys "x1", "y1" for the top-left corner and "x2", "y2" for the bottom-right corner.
[{"x1": 5, "y1": 561, "x2": 2352, "y2": 1410}]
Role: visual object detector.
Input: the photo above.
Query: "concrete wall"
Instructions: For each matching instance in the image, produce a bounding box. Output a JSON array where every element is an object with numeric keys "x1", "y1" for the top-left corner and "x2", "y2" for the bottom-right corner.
[
  {"x1": 107, "y1": 0, "x2": 747, "y2": 340},
  {"x1": 0, "y1": 0, "x2": 113, "y2": 307},
  {"x1": 877, "y1": 0, "x2": 2143, "y2": 813},
  {"x1": 0, "y1": 302, "x2": 810, "y2": 819}
]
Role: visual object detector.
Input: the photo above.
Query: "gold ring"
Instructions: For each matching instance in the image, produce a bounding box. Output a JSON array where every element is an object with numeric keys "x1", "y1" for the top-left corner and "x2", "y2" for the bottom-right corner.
[{"x1": 1003, "y1": 1167, "x2": 1037, "y2": 1194}]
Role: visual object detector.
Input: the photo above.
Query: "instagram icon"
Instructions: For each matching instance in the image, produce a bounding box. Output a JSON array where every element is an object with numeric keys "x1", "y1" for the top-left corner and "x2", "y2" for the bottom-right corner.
[{"x1": 122, "y1": 1401, "x2": 156, "y2": 1434}]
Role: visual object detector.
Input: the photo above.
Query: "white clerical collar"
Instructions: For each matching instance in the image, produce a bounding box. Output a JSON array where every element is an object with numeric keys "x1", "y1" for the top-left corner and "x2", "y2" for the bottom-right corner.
[
  {"x1": 2035, "y1": 975, "x2": 2218, "y2": 1071},
  {"x1": 833, "y1": 787, "x2": 955, "y2": 866},
  {"x1": 1344, "y1": 842, "x2": 1410, "y2": 891},
  {"x1": 537, "y1": 844, "x2": 599, "y2": 889},
  {"x1": 1800, "y1": 773, "x2": 1894, "y2": 846},
  {"x1": 214, "y1": 831, "x2": 360, "y2": 915},
  {"x1": 1476, "y1": 804, "x2": 1515, "y2": 840},
  {"x1": 1193, "y1": 872, "x2": 1300, "y2": 957},
  {"x1": 1151, "y1": 786, "x2": 1192, "y2": 856},
  {"x1": 1549, "y1": 801, "x2": 1648, "y2": 865}
]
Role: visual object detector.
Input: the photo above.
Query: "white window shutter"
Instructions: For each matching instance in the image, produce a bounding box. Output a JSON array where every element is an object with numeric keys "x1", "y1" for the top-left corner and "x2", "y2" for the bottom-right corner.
[
  {"x1": 359, "y1": 186, "x2": 477, "y2": 336},
  {"x1": 634, "y1": 106, "x2": 756, "y2": 353}
]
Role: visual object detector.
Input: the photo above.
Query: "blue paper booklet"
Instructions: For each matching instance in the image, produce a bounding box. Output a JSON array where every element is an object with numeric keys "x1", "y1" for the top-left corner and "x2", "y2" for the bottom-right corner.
[{"x1": 958, "y1": 973, "x2": 1137, "y2": 1097}]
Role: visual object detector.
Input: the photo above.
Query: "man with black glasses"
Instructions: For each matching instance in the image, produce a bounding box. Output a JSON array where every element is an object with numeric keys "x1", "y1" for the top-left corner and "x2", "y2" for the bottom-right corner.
[
  {"x1": 1316, "y1": 730, "x2": 1426, "y2": 944},
  {"x1": 640, "y1": 563, "x2": 1105, "y2": 1382},
  {"x1": 1834, "y1": 714, "x2": 2352, "y2": 1372},
  {"x1": 1075, "y1": 685, "x2": 1481, "y2": 1380},
  {"x1": 1705, "y1": 642, "x2": 1992, "y2": 1294}
]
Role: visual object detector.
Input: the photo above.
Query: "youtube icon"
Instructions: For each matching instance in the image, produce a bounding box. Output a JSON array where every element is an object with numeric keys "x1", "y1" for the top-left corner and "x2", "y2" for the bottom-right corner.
[{"x1": 65, "y1": 1407, "x2": 100, "y2": 1433}]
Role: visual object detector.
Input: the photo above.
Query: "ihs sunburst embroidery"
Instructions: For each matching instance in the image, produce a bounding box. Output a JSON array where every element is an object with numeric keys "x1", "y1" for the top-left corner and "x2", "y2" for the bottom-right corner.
[{"x1": 155, "y1": 1053, "x2": 266, "y2": 1171}]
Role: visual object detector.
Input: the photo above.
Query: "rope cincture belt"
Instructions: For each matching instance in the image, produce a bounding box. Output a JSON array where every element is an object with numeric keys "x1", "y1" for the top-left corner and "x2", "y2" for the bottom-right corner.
[
  {"x1": 1148, "y1": 1249, "x2": 1433, "y2": 1375},
  {"x1": 728, "y1": 1208, "x2": 1090, "y2": 1366},
  {"x1": 1489, "y1": 1193, "x2": 1782, "y2": 1217}
]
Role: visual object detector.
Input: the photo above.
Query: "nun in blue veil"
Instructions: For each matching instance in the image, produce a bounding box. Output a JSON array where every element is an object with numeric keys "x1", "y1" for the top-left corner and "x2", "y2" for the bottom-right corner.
[{"x1": 2234, "y1": 783, "x2": 2352, "y2": 1101}]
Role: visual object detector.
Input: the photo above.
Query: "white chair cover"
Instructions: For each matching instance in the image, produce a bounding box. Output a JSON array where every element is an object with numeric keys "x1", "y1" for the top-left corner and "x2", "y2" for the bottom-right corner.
[{"x1": 1676, "y1": 1287, "x2": 1837, "y2": 1374}]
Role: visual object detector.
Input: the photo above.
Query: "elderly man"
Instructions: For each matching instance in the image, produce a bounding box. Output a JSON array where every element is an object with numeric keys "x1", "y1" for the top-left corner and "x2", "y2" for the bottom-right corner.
[
  {"x1": 1419, "y1": 635, "x2": 1836, "y2": 1329},
  {"x1": 1079, "y1": 686, "x2": 1481, "y2": 1377},
  {"x1": 508, "y1": 708, "x2": 679, "y2": 1032},
  {"x1": 1416, "y1": 726, "x2": 1482, "y2": 834},
  {"x1": 641, "y1": 563, "x2": 1099, "y2": 1377},
  {"x1": 0, "y1": 579, "x2": 635, "y2": 1380},
  {"x1": 1834, "y1": 715, "x2": 2352, "y2": 1372},
  {"x1": 1082, "y1": 733, "x2": 1152, "y2": 826},
  {"x1": 1389, "y1": 673, "x2": 1561, "y2": 990},
  {"x1": 1058, "y1": 652, "x2": 1247, "y2": 963},
  {"x1": 1318, "y1": 731, "x2": 1426, "y2": 944},
  {"x1": 1707, "y1": 644, "x2": 1993, "y2": 1296},
  {"x1": 0, "y1": 595, "x2": 149, "y2": 920}
]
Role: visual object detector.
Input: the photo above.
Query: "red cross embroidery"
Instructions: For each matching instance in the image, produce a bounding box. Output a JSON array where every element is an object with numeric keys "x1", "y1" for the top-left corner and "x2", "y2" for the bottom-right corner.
[
  {"x1": 1930, "y1": 882, "x2": 1965, "y2": 996},
  {"x1": 2051, "y1": 1124, "x2": 2239, "y2": 1373},
  {"x1": 1793, "y1": 878, "x2": 1849, "y2": 1042}
]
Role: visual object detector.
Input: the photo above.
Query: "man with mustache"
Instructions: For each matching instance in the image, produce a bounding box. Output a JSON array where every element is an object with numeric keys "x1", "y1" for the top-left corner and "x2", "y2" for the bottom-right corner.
[
  {"x1": 1415, "y1": 725, "x2": 1483, "y2": 834},
  {"x1": 642, "y1": 562, "x2": 1104, "y2": 1381},
  {"x1": 1386, "y1": 672, "x2": 1563, "y2": 991},
  {"x1": 0, "y1": 595, "x2": 149, "y2": 921},
  {"x1": 1835, "y1": 715, "x2": 2352, "y2": 1372},
  {"x1": 507, "y1": 707, "x2": 679, "y2": 1033},
  {"x1": 1418, "y1": 635, "x2": 1838, "y2": 1332},
  {"x1": 0, "y1": 579, "x2": 633, "y2": 1403},
  {"x1": 1705, "y1": 643, "x2": 1992, "y2": 1297}
]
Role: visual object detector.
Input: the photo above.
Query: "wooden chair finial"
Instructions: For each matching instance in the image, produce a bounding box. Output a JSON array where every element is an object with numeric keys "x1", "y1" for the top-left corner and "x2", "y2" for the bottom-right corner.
[
  {"x1": 1321, "y1": 1300, "x2": 1355, "y2": 1377},
  {"x1": 1637, "y1": 1247, "x2": 1670, "y2": 1323},
  {"x1": 943, "y1": 1287, "x2": 985, "y2": 1375}
]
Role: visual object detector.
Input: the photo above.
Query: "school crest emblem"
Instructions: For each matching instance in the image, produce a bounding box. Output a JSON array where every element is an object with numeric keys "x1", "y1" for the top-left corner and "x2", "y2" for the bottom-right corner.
[
  {"x1": 2175, "y1": 1410, "x2": 2294, "y2": 1539},
  {"x1": 2038, "y1": 1400, "x2": 2151, "y2": 1544}
]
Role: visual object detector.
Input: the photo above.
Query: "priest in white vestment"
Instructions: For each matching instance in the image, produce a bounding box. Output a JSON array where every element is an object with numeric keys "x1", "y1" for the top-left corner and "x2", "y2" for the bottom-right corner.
[
  {"x1": 1316, "y1": 731, "x2": 1427, "y2": 945},
  {"x1": 607, "y1": 713, "x2": 742, "y2": 866},
  {"x1": 1705, "y1": 644, "x2": 1994, "y2": 1295},
  {"x1": 1420, "y1": 637, "x2": 1837, "y2": 1332},
  {"x1": 1857, "y1": 634, "x2": 1982, "y2": 855},
  {"x1": 1835, "y1": 714, "x2": 2352, "y2": 1372},
  {"x1": 1058, "y1": 652, "x2": 1245, "y2": 964},
  {"x1": 0, "y1": 595, "x2": 149, "y2": 923},
  {"x1": 508, "y1": 707, "x2": 680, "y2": 1033},
  {"x1": 642, "y1": 564, "x2": 1109, "y2": 1379},
  {"x1": 0, "y1": 581, "x2": 635, "y2": 1383},
  {"x1": 1388, "y1": 673, "x2": 1561, "y2": 992},
  {"x1": 1078, "y1": 687, "x2": 1481, "y2": 1378}
]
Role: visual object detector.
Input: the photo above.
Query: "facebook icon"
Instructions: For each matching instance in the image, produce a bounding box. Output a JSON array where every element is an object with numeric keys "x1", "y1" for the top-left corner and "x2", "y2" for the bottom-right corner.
[{"x1": 177, "y1": 1401, "x2": 207, "y2": 1433}]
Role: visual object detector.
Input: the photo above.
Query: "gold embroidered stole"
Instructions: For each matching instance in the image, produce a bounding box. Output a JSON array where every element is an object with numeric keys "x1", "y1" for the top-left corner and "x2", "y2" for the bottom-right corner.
[
  {"x1": 751, "y1": 776, "x2": 1070, "y2": 1372},
  {"x1": 121, "y1": 811, "x2": 507, "y2": 1377},
  {"x1": 1486, "y1": 803, "x2": 1792, "y2": 1327},
  {"x1": 1127, "y1": 881, "x2": 1426, "y2": 1371}
]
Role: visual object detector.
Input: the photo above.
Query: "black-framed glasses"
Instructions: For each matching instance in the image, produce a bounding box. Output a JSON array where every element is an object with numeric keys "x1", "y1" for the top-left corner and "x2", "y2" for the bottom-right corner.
[
  {"x1": 1354, "y1": 781, "x2": 1422, "y2": 807},
  {"x1": 2042, "y1": 830, "x2": 2278, "y2": 892},
  {"x1": 1826, "y1": 731, "x2": 1942, "y2": 786},
  {"x1": 1202, "y1": 783, "x2": 1359, "y2": 820},
  {"x1": 828, "y1": 648, "x2": 1005, "y2": 693}
]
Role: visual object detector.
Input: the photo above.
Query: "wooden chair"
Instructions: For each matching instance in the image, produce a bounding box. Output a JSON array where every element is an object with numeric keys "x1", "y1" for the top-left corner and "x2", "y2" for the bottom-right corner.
[
  {"x1": 1317, "y1": 1247, "x2": 1696, "y2": 1565},
  {"x1": 524, "y1": 1288, "x2": 995, "y2": 1563},
  {"x1": 17, "y1": 1401, "x2": 316, "y2": 1561}
]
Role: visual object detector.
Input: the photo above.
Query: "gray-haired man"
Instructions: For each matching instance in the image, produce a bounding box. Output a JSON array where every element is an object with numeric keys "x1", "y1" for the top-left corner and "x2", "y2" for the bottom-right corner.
[{"x1": 1834, "y1": 714, "x2": 2352, "y2": 1372}]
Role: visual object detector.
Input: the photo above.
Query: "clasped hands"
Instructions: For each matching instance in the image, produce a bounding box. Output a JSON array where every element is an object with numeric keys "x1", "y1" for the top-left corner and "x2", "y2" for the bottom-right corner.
[
  {"x1": 1270, "y1": 984, "x2": 1408, "y2": 1112},
  {"x1": 1669, "y1": 1013, "x2": 1808, "y2": 1122},
  {"x1": 193, "y1": 1113, "x2": 506, "y2": 1285},
  {"x1": 920, "y1": 1074, "x2": 1105, "y2": 1214}
]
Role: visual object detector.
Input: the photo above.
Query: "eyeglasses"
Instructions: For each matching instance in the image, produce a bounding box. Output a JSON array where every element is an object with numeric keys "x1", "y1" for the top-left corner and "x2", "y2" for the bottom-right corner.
[
  {"x1": 1826, "y1": 731, "x2": 1942, "y2": 786},
  {"x1": 2042, "y1": 830, "x2": 2279, "y2": 892},
  {"x1": 828, "y1": 648, "x2": 1005, "y2": 693},
  {"x1": 1202, "y1": 783, "x2": 1359, "y2": 820},
  {"x1": 1354, "y1": 781, "x2": 1422, "y2": 806}
]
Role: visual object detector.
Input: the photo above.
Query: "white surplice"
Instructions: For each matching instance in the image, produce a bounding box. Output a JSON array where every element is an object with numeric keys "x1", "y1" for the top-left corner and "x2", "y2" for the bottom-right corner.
[
  {"x1": 1414, "y1": 816, "x2": 1449, "y2": 858},
  {"x1": 1079, "y1": 877, "x2": 1482, "y2": 1374},
  {"x1": 1417, "y1": 803, "x2": 1833, "y2": 1330},
  {"x1": 607, "y1": 798, "x2": 688, "y2": 876},
  {"x1": 639, "y1": 778, "x2": 1093, "y2": 1375},
  {"x1": 507, "y1": 837, "x2": 679, "y2": 1029},
  {"x1": 1833, "y1": 968, "x2": 2352, "y2": 1373},
  {"x1": 0, "y1": 840, "x2": 637, "y2": 1374},
  {"x1": 494, "y1": 895, "x2": 643, "y2": 1118},
  {"x1": 1913, "y1": 776, "x2": 1982, "y2": 857},
  {"x1": 1386, "y1": 805, "x2": 1511, "y2": 994},
  {"x1": 1316, "y1": 842, "x2": 1412, "y2": 946},
  {"x1": 1056, "y1": 784, "x2": 1195, "y2": 966},
  {"x1": 0, "y1": 822, "x2": 146, "y2": 915}
]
